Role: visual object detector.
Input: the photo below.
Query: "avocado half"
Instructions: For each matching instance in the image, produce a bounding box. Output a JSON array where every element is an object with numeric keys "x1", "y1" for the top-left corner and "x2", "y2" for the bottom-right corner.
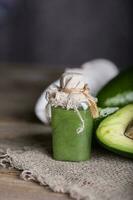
[
  {"x1": 97, "y1": 68, "x2": 133, "y2": 107},
  {"x1": 96, "y1": 104, "x2": 133, "y2": 158}
]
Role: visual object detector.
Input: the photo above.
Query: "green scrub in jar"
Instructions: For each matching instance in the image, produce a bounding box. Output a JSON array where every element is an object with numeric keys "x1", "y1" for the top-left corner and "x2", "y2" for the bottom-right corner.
[{"x1": 52, "y1": 106, "x2": 93, "y2": 161}]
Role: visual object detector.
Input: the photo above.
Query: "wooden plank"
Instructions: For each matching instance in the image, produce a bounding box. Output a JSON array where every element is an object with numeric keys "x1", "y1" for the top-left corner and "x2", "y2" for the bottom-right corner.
[{"x1": 0, "y1": 64, "x2": 63, "y2": 121}]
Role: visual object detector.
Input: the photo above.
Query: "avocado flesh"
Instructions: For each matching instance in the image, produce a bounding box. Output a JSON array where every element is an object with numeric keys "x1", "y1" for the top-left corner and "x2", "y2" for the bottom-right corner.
[
  {"x1": 96, "y1": 104, "x2": 133, "y2": 158},
  {"x1": 97, "y1": 68, "x2": 133, "y2": 107},
  {"x1": 93, "y1": 107, "x2": 119, "y2": 132}
]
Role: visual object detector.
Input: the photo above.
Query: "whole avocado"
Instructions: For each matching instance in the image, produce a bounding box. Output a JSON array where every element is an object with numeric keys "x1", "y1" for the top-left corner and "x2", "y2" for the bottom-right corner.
[{"x1": 97, "y1": 68, "x2": 133, "y2": 107}]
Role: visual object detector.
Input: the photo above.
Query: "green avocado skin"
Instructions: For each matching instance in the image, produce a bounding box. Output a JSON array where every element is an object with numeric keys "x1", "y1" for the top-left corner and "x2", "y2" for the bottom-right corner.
[
  {"x1": 51, "y1": 107, "x2": 93, "y2": 161},
  {"x1": 96, "y1": 104, "x2": 133, "y2": 158},
  {"x1": 97, "y1": 68, "x2": 133, "y2": 107},
  {"x1": 97, "y1": 139, "x2": 133, "y2": 158}
]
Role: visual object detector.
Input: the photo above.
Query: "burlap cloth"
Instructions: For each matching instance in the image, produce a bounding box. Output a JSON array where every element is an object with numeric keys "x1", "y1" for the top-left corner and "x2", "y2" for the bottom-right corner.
[{"x1": 0, "y1": 122, "x2": 133, "y2": 200}]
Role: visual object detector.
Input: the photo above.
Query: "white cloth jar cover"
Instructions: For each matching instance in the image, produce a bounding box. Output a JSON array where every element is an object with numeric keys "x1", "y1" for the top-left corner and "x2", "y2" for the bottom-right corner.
[{"x1": 47, "y1": 72, "x2": 92, "y2": 110}]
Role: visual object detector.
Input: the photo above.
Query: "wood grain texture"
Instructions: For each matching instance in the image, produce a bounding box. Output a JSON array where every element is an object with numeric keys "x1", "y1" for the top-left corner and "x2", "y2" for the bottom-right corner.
[{"x1": 0, "y1": 64, "x2": 71, "y2": 200}]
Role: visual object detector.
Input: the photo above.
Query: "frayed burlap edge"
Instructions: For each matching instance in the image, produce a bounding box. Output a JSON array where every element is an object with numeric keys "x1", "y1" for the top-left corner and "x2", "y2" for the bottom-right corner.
[{"x1": 0, "y1": 148, "x2": 92, "y2": 200}]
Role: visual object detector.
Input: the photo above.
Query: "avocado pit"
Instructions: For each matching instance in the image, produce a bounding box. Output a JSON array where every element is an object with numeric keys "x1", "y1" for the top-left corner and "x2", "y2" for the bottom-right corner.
[{"x1": 125, "y1": 122, "x2": 133, "y2": 140}]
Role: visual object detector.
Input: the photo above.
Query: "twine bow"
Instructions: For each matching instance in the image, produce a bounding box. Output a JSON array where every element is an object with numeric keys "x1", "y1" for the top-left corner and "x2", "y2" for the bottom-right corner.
[{"x1": 61, "y1": 84, "x2": 99, "y2": 118}]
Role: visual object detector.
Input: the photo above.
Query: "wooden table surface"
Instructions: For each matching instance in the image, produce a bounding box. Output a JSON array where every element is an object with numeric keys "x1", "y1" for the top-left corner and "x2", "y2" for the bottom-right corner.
[{"x1": 0, "y1": 64, "x2": 71, "y2": 200}]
